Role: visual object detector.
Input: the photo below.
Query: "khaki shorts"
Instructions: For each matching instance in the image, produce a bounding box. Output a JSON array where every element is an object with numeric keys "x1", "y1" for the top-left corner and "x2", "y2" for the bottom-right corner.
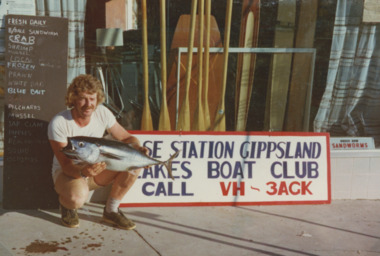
[{"x1": 52, "y1": 169, "x2": 103, "y2": 191}]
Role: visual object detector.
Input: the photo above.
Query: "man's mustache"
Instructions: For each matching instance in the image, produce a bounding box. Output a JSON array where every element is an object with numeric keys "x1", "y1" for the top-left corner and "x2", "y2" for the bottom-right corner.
[{"x1": 82, "y1": 106, "x2": 95, "y2": 111}]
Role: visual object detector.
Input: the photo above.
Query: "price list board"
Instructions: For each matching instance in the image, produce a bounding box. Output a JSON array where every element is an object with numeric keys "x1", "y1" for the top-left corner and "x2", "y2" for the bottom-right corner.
[{"x1": 3, "y1": 15, "x2": 68, "y2": 209}]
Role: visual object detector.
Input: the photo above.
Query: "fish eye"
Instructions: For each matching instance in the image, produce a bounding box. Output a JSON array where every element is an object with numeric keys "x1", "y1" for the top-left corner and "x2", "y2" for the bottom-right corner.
[{"x1": 78, "y1": 141, "x2": 85, "y2": 147}]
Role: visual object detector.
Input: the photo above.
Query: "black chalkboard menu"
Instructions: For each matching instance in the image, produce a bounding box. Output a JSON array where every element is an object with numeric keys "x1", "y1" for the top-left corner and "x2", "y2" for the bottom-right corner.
[{"x1": 3, "y1": 15, "x2": 68, "y2": 209}]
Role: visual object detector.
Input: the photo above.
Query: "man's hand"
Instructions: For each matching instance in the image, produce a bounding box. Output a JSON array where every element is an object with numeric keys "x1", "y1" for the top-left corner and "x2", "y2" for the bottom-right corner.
[
  {"x1": 138, "y1": 146, "x2": 149, "y2": 156},
  {"x1": 81, "y1": 162, "x2": 107, "y2": 177}
]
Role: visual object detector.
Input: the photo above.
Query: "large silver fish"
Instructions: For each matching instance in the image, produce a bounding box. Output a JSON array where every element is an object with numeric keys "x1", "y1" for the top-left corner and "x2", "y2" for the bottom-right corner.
[{"x1": 61, "y1": 136, "x2": 179, "y2": 180}]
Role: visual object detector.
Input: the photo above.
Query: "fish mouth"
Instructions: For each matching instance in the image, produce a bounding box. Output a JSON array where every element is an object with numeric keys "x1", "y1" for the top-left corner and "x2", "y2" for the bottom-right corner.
[
  {"x1": 61, "y1": 140, "x2": 78, "y2": 159},
  {"x1": 61, "y1": 149, "x2": 78, "y2": 159}
]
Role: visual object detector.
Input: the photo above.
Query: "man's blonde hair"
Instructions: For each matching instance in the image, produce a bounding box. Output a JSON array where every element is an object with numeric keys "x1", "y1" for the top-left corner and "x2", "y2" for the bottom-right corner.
[{"x1": 65, "y1": 74, "x2": 105, "y2": 108}]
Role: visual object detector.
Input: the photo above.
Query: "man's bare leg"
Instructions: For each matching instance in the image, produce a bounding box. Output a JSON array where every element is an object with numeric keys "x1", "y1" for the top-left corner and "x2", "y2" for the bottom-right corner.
[
  {"x1": 54, "y1": 172, "x2": 90, "y2": 228},
  {"x1": 55, "y1": 172, "x2": 90, "y2": 209}
]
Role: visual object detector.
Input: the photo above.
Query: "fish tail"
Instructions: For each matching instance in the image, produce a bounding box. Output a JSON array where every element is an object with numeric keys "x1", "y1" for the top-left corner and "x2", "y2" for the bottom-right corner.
[{"x1": 164, "y1": 150, "x2": 180, "y2": 180}]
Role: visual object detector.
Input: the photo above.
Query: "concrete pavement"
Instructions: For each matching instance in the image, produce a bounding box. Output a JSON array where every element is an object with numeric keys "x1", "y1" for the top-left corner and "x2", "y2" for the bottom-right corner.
[{"x1": 0, "y1": 200, "x2": 380, "y2": 256}]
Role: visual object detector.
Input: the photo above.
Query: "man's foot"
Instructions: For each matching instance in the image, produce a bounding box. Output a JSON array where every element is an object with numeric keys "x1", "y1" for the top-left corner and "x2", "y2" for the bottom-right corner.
[
  {"x1": 102, "y1": 207, "x2": 136, "y2": 230},
  {"x1": 60, "y1": 204, "x2": 79, "y2": 228}
]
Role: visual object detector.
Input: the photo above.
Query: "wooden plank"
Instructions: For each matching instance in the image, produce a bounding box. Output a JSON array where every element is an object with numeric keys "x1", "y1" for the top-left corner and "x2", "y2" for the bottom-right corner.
[
  {"x1": 158, "y1": 0, "x2": 171, "y2": 131},
  {"x1": 235, "y1": 0, "x2": 260, "y2": 131},
  {"x1": 166, "y1": 14, "x2": 223, "y2": 131},
  {"x1": 285, "y1": 0, "x2": 318, "y2": 131},
  {"x1": 177, "y1": 0, "x2": 198, "y2": 131},
  {"x1": 213, "y1": 0, "x2": 234, "y2": 131},
  {"x1": 264, "y1": 0, "x2": 296, "y2": 131},
  {"x1": 203, "y1": 0, "x2": 212, "y2": 130},
  {"x1": 140, "y1": 0, "x2": 153, "y2": 130},
  {"x1": 192, "y1": 0, "x2": 205, "y2": 131}
]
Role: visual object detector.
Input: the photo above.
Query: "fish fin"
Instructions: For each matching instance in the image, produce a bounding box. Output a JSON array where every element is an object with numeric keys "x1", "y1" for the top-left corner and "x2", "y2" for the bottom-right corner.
[
  {"x1": 100, "y1": 152, "x2": 123, "y2": 160},
  {"x1": 129, "y1": 169, "x2": 139, "y2": 176},
  {"x1": 164, "y1": 150, "x2": 180, "y2": 180},
  {"x1": 127, "y1": 142, "x2": 139, "y2": 149}
]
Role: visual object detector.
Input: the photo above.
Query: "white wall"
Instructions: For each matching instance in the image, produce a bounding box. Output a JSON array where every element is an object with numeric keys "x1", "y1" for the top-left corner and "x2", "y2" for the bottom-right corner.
[{"x1": 331, "y1": 150, "x2": 380, "y2": 199}]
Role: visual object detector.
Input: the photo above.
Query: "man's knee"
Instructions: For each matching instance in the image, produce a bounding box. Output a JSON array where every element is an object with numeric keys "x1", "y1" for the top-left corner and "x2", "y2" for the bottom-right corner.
[
  {"x1": 115, "y1": 169, "x2": 141, "y2": 187},
  {"x1": 55, "y1": 173, "x2": 90, "y2": 208},
  {"x1": 60, "y1": 187, "x2": 89, "y2": 209}
]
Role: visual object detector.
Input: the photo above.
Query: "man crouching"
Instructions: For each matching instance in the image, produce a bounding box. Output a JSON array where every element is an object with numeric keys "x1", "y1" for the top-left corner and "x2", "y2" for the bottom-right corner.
[{"x1": 48, "y1": 74, "x2": 147, "y2": 229}]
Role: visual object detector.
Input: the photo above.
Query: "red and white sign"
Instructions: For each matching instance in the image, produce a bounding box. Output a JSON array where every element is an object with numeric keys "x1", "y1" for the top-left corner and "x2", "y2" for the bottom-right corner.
[
  {"x1": 330, "y1": 137, "x2": 375, "y2": 150},
  {"x1": 121, "y1": 132, "x2": 331, "y2": 207}
]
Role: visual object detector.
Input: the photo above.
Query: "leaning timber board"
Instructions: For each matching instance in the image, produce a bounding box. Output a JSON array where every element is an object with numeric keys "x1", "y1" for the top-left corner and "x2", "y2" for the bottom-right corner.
[
  {"x1": 264, "y1": 0, "x2": 296, "y2": 131},
  {"x1": 235, "y1": 0, "x2": 260, "y2": 131},
  {"x1": 284, "y1": 0, "x2": 317, "y2": 131}
]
